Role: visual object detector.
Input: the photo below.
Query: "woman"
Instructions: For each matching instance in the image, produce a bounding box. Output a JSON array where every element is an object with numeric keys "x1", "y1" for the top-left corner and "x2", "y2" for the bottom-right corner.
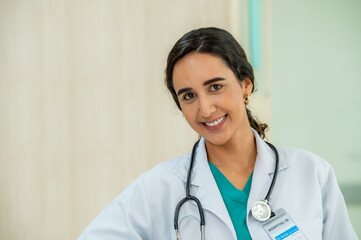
[{"x1": 79, "y1": 27, "x2": 357, "y2": 239}]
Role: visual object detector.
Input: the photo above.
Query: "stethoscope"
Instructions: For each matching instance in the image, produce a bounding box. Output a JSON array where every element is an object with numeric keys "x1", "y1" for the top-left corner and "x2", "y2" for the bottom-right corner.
[{"x1": 174, "y1": 139, "x2": 279, "y2": 240}]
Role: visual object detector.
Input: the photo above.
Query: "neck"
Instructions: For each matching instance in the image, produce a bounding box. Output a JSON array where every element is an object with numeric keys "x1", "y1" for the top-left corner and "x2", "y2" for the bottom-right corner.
[{"x1": 205, "y1": 127, "x2": 257, "y2": 173}]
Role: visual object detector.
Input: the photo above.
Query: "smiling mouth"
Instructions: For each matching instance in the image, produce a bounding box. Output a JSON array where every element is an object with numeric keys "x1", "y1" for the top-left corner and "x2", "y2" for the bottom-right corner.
[{"x1": 202, "y1": 115, "x2": 227, "y2": 127}]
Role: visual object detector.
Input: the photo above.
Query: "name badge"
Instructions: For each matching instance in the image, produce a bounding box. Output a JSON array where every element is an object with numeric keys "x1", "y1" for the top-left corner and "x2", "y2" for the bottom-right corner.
[{"x1": 261, "y1": 208, "x2": 307, "y2": 240}]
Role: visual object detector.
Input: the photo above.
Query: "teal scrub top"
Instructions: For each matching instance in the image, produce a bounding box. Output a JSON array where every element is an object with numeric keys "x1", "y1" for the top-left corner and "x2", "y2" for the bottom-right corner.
[{"x1": 208, "y1": 162, "x2": 252, "y2": 240}]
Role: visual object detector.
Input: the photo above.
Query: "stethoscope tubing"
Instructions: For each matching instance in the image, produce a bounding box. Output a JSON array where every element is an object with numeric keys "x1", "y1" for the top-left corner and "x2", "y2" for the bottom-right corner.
[
  {"x1": 174, "y1": 139, "x2": 279, "y2": 239},
  {"x1": 174, "y1": 140, "x2": 204, "y2": 231},
  {"x1": 264, "y1": 142, "x2": 279, "y2": 202}
]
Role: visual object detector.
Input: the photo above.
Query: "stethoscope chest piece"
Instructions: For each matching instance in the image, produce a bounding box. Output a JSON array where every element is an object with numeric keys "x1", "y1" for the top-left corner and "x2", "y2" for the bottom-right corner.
[{"x1": 251, "y1": 200, "x2": 271, "y2": 222}]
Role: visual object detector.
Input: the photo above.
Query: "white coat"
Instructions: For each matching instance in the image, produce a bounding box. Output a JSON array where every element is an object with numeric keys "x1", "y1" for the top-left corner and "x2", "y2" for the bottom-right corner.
[{"x1": 78, "y1": 130, "x2": 358, "y2": 239}]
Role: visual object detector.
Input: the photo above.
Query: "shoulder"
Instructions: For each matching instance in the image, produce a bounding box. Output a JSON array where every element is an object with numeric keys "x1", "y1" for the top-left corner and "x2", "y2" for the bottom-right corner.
[
  {"x1": 276, "y1": 145, "x2": 333, "y2": 185},
  {"x1": 87, "y1": 153, "x2": 191, "y2": 226},
  {"x1": 141, "y1": 152, "x2": 191, "y2": 183},
  {"x1": 121, "y1": 152, "x2": 191, "y2": 203},
  {"x1": 277, "y1": 145, "x2": 329, "y2": 168}
]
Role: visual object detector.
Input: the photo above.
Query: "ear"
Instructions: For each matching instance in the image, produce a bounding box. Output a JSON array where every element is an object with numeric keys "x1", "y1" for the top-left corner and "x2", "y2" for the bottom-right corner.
[{"x1": 241, "y1": 78, "x2": 253, "y2": 96}]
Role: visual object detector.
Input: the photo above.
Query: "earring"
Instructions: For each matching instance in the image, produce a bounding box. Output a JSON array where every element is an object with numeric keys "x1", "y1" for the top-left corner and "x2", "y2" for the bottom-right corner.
[{"x1": 244, "y1": 96, "x2": 250, "y2": 105}]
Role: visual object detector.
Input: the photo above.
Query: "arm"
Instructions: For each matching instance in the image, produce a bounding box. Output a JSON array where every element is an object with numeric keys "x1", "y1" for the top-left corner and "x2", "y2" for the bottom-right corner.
[{"x1": 321, "y1": 163, "x2": 358, "y2": 239}]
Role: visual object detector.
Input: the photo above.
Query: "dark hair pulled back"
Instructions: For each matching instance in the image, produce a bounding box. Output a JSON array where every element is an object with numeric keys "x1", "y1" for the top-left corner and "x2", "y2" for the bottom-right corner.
[{"x1": 165, "y1": 27, "x2": 268, "y2": 139}]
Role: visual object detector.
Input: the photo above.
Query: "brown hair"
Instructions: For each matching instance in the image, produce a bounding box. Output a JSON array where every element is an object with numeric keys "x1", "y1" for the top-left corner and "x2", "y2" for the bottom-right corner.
[{"x1": 165, "y1": 27, "x2": 268, "y2": 138}]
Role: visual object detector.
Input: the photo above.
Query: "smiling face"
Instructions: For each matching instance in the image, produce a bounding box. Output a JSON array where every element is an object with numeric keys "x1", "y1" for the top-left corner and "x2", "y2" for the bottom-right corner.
[{"x1": 172, "y1": 53, "x2": 253, "y2": 146}]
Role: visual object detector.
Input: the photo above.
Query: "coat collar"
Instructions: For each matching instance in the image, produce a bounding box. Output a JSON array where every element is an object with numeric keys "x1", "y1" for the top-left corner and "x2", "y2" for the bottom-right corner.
[{"x1": 173, "y1": 129, "x2": 291, "y2": 186}]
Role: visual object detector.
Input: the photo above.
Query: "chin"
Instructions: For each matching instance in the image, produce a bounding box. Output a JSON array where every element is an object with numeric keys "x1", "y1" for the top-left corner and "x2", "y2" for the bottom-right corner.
[{"x1": 203, "y1": 135, "x2": 230, "y2": 146}]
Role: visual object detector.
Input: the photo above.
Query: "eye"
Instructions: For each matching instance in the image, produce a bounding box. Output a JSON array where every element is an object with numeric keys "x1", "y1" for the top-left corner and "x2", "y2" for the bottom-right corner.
[
  {"x1": 209, "y1": 84, "x2": 222, "y2": 92},
  {"x1": 183, "y1": 92, "x2": 195, "y2": 100}
]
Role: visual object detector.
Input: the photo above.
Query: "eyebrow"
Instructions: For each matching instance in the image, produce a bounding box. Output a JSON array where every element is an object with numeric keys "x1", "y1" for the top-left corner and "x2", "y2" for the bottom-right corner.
[
  {"x1": 176, "y1": 77, "x2": 226, "y2": 96},
  {"x1": 203, "y1": 77, "x2": 225, "y2": 86}
]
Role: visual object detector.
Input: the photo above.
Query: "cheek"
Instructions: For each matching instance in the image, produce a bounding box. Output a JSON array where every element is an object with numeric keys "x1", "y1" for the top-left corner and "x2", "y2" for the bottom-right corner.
[
  {"x1": 225, "y1": 91, "x2": 244, "y2": 109},
  {"x1": 180, "y1": 105, "x2": 195, "y2": 122},
  {"x1": 182, "y1": 107, "x2": 203, "y2": 130}
]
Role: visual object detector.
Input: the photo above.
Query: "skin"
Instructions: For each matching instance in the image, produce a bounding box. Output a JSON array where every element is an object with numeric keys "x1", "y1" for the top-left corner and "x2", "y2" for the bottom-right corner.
[{"x1": 172, "y1": 53, "x2": 257, "y2": 190}]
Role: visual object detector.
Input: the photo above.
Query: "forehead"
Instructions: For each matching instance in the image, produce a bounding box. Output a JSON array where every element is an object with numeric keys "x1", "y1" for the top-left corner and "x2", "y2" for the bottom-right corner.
[{"x1": 172, "y1": 53, "x2": 233, "y2": 89}]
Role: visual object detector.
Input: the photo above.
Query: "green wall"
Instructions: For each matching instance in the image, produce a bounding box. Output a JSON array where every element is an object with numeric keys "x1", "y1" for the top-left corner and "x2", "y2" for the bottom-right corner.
[{"x1": 271, "y1": 0, "x2": 361, "y2": 236}]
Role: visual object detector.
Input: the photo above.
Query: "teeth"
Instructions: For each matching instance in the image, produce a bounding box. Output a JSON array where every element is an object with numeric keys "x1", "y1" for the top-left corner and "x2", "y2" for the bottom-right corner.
[{"x1": 205, "y1": 116, "x2": 225, "y2": 127}]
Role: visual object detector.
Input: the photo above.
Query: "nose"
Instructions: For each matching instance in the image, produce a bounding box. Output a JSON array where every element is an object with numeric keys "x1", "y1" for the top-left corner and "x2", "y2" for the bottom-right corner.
[{"x1": 198, "y1": 95, "x2": 216, "y2": 118}]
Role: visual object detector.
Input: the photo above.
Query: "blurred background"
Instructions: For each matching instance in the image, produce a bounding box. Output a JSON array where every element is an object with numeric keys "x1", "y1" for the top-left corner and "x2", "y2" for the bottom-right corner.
[{"x1": 0, "y1": 0, "x2": 360, "y2": 239}]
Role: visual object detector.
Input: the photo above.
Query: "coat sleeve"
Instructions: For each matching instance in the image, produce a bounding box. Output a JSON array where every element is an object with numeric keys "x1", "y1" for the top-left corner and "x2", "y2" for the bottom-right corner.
[
  {"x1": 78, "y1": 176, "x2": 154, "y2": 240},
  {"x1": 321, "y1": 163, "x2": 358, "y2": 239}
]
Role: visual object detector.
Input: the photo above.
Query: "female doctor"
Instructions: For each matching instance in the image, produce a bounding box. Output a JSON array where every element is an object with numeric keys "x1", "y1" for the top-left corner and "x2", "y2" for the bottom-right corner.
[{"x1": 78, "y1": 27, "x2": 357, "y2": 240}]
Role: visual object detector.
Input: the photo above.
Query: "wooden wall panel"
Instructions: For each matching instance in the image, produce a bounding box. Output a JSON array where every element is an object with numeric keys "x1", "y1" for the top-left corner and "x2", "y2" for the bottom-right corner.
[{"x1": 0, "y1": 0, "x2": 271, "y2": 239}]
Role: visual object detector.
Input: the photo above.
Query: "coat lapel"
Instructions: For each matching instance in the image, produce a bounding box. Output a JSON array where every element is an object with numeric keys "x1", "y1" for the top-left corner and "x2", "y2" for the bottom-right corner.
[
  {"x1": 247, "y1": 129, "x2": 291, "y2": 217},
  {"x1": 247, "y1": 131, "x2": 275, "y2": 214}
]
